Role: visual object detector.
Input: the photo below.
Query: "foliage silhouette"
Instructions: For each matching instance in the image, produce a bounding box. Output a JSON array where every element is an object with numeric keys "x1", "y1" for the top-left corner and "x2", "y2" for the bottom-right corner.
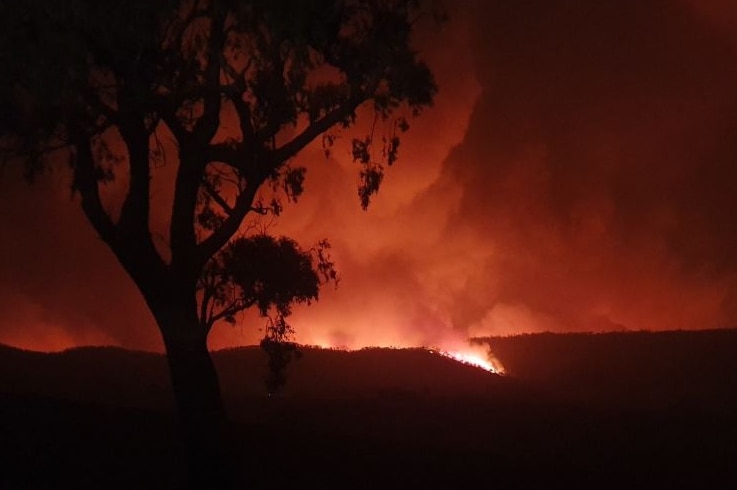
[{"x1": 0, "y1": 0, "x2": 437, "y2": 487}]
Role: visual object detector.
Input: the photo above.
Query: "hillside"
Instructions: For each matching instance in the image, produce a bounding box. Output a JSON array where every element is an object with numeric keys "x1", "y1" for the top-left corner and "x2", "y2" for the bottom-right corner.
[
  {"x1": 1, "y1": 330, "x2": 736, "y2": 489},
  {"x1": 0, "y1": 345, "x2": 511, "y2": 408},
  {"x1": 479, "y1": 329, "x2": 737, "y2": 411}
]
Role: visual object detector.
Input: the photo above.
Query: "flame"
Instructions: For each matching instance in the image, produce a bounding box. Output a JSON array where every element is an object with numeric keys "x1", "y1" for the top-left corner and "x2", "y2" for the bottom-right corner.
[
  {"x1": 306, "y1": 338, "x2": 505, "y2": 375},
  {"x1": 433, "y1": 349, "x2": 505, "y2": 374}
]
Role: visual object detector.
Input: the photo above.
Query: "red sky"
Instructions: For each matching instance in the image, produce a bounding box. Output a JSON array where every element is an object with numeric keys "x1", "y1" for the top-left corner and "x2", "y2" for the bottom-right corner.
[{"x1": 2, "y1": 0, "x2": 737, "y2": 352}]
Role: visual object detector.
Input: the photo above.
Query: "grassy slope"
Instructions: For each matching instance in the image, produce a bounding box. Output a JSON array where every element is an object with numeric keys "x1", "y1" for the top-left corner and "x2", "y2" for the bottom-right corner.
[{"x1": 1, "y1": 330, "x2": 736, "y2": 489}]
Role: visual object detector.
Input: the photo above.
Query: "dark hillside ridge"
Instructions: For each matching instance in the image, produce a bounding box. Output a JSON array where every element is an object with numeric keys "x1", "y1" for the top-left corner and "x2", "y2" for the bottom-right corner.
[
  {"x1": 1, "y1": 329, "x2": 736, "y2": 412},
  {"x1": 478, "y1": 328, "x2": 737, "y2": 410},
  {"x1": 0, "y1": 344, "x2": 509, "y2": 409},
  {"x1": 217, "y1": 346, "x2": 509, "y2": 400},
  {"x1": 1, "y1": 331, "x2": 736, "y2": 489},
  {"x1": 0, "y1": 344, "x2": 173, "y2": 409}
]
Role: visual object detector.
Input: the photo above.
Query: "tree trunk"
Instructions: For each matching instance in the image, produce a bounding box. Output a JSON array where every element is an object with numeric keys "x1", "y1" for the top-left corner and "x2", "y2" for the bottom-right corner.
[{"x1": 157, "y1": 307, "x2": 239, "y2": 489}]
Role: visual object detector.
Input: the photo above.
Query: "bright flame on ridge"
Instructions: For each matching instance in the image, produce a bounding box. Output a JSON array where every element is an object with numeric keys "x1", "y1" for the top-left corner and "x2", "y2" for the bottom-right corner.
[
  {"x1": 433, "y1": 349, "x2": 505, "y2": 374},
  {"x1": 305, "y1": 335, "x2": 505, "y2": 375}
]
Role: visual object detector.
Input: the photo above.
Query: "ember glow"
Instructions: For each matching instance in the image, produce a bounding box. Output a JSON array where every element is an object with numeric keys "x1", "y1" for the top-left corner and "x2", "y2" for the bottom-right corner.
[
  {"x1": 434, "y1": 349, "x2": 504, "y2": 374},
  {"x1": 309, "y1": 339, "x2": 505, "y2": 375}
]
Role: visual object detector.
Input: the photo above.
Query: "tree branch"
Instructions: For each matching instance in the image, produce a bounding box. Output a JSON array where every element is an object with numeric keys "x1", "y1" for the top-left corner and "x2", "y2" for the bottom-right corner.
[
  {"x1": 169, "y1": 5, "x2": 229, "y2": 274},
  {"x1": 70, "y1": 125, "x2": 169, "y2": 299},
  {"x1": 221, "y1": 56, "x2": 255, "y2": 143},
  {"x1": 201, "y1": 175, "x2": 234, "y2": 215},
  {"x1": 198, "y1": 274, "x2": 213, "y2": 327},
  {"x1": 193, "y1": 2, "x2": 228, "y2": 144},
  {"x1": 170, "y1": 147, "x2": 204, "y2": 269},
  {"x1": 117, "y1": 114, "x2": 153, "y2": 237},
  {"x1": 194, "y1": 183, "x2": 260, "y2": 271},
  {"x1": 189, "y1": 95, "x2": 368, "y2": 271},
  {"x1": 154, "y1": 94, "x2": 190, "y2": 143},
  {"x1": 271, "y1": 97, "x2": 364, "y2": 164},
  {"x1": 70, "y1": 128, "x2": 118, "y2": 246},
  {"x1": 207, "y1": 300, "x2": 251, "y2": 331}
]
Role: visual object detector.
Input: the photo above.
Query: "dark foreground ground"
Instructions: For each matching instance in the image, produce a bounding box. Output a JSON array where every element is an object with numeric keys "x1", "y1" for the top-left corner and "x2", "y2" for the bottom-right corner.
[{"x1": 1, "y1": 329, "x2": 736, "y2": 489}]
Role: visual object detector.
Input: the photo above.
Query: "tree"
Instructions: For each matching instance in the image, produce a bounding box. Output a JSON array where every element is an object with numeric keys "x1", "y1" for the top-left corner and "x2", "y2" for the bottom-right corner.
[{"x1": 0, "y1": 0, "x2": 436, "y2": 487}]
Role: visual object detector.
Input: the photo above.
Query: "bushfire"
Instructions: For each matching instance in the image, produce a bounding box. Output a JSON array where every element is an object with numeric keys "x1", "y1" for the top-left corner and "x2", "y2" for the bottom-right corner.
[
  {"x1": 309, "y1": 341, "x2": 505, "y2": 374},
  {"x1": 433, "y1": 348, "x2": 505, "y2": 374}
]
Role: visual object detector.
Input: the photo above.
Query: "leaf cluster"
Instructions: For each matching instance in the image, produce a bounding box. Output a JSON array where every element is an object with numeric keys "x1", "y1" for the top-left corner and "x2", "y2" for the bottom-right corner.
[{"x1": 198, "y1": 234, "x2": 336, "y2": 328}]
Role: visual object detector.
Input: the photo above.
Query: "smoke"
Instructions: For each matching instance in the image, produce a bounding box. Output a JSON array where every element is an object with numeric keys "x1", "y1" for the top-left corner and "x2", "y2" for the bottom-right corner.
[
  {"x1": 3, "y1": 0, "x2": 737, "y2": 352},
  {"x1": 0, "y1": 164, "x2": 159, "y2": 350},
  {"x1": 440, "y1": 0, "x2": 737, "y2": 336}
]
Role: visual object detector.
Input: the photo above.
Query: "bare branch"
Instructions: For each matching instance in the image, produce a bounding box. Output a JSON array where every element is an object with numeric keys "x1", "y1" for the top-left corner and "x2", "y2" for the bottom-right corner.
[
  {"x1": 117, "y1": 115, "x2": 153, "y2": 239},
  {"x1": 198, "y1": 273, "x2": 213, "y2": 327},
  {"x1": 201, "y1": 176, "x2": 234, "y2": 215},
  {"x1": 195, "y1": 182, "x2": 260, "y2": 270},
  {"x1": 208, "y1": 162, "x2": 242, "y2": 188},
  {"x1": 169, "y1": 2, "x2": 231, "y2": 267},
  {"x1": 70, "y1": 127, "x2": 117, "y2": 246},
  {"x1": 170, "y1": 149, "x2": 204, "y2": 265},
  {"x1": 155, "y1": 95, "x2": 190, "y2": 143},
  {"x1": 192, "y1": 2, "x2": 228, "y2": 144},
  {"x1": 221, "y1": 55, "x2": 255, "y2": 143},
  {"x1": 208, "y1": 301, "x2": 248, "y2": 330},
  {"x1": 272, "y1": 97, "x2": 364, "y2": 165}
]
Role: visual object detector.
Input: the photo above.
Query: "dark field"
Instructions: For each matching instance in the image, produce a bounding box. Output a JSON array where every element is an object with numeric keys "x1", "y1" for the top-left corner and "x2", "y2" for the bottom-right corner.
[{"x1": 1, "y1": 329, "x2": 736, "y2": 489}]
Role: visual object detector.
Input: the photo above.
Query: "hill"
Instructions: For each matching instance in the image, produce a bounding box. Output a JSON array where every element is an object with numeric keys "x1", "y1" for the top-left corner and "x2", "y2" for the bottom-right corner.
[
  {"x1": 1, "y1": 330, "x2": 736, "y2": 489},
  {"x1": 0, "y1": 345, "x2": 511, "y2": 409},
  {"x1": 478, "y1": 329, "x2": 737, "y2": 411}
]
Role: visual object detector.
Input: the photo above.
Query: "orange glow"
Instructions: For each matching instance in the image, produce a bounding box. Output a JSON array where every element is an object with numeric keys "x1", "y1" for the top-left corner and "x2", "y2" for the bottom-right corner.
[
  {"x1": 4, "y1": 2, "x2": 737, "y2": 356},
  {"x1": 434, "y1": 348, "x2": 505, "y2": 374},
  {"x1": 307, "y1": 338, "x2": 505, "y2": 375}
]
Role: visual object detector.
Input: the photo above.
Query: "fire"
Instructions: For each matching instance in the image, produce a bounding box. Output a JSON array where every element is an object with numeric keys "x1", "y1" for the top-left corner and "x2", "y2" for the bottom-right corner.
[
  {"x1": 433, "y1": 349, "x2": 505, "y2": 374},
  {"x1": 306, "y1": 337, "x2": 505, "y2": 375}
]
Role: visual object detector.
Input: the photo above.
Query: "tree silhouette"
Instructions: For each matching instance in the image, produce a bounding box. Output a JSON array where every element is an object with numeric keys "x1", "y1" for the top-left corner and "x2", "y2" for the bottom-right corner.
[{"x1": 0, "y1": 0, "x2": 436, "y2": 487}]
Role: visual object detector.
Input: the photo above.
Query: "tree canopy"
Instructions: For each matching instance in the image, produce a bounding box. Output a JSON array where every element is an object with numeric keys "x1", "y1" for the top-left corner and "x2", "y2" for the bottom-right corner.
[
  {"x1": 0, "y1": 0, "x2": 436, "y2": 344},
  {"x1": 0, "y1": 0, "x2": 438, "y2": 485}
]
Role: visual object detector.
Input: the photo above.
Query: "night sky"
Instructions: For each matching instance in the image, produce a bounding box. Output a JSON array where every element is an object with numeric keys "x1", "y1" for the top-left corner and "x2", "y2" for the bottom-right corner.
[{"x1": 2, "y1": 0, "x2": 737, "y2": 352}]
